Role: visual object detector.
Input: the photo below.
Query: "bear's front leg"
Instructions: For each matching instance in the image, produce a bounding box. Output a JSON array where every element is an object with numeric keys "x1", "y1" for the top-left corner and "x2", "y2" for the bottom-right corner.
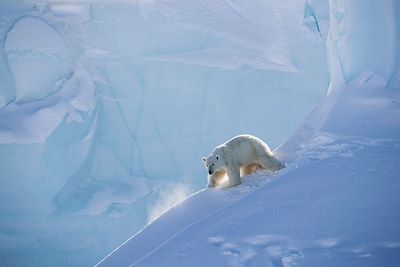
[
  {"x1": 208, "y1": 169, "x2": 226, "y2": 188},
  {"x1": 227, "y1": 168, "x2": 241, "y2": 188}
]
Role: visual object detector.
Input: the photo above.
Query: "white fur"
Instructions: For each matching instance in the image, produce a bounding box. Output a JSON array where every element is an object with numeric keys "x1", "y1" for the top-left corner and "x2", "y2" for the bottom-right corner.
[{"x1": 203, "y1": 134, "x2": 284, "y2": 188}]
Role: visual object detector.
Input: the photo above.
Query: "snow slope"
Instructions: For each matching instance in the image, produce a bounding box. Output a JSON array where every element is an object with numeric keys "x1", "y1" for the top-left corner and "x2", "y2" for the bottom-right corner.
[{"x1": 97, "y1": 74, "x2": 400, "y2": 267}]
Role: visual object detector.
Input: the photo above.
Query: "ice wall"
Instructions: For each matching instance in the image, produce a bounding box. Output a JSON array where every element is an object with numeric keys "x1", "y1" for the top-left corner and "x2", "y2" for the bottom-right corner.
[
  {"x1": 0, "y1": 0, "x2": 331, "y2": 266},
  {"x1": 327, "y1": 0, "x2": 400, "y2": 89}
]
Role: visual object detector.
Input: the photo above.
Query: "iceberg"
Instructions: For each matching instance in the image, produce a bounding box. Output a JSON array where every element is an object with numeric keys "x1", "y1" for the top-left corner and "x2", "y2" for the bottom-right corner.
[{"x1": 0, "y1": 0, "x2": 398, "y2": 266}]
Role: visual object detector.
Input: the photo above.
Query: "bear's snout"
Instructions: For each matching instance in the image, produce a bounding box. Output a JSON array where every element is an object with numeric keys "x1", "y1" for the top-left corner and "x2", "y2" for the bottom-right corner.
[{"x1": 208, "y1": 170, "x2": 213, "y2": 175}]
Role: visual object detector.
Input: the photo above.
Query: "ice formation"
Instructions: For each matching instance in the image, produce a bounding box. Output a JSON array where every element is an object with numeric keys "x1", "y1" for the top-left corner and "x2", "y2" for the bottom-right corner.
[{"x1": 0, "y1": 0, "x2": 398, "y2": 266}]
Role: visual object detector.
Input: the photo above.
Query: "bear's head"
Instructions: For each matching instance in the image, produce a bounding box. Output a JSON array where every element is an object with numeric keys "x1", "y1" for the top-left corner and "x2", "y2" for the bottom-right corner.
[{"x1": 202, "y1": 153, "x2": 223, "y2": 175}]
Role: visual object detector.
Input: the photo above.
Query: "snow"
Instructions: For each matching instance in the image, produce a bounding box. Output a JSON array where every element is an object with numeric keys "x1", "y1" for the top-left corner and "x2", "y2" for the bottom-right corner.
[
  {"x1": 0, "y1": 0, "x2": 399, "y2": 266},
  {"x1": 97, "y1": 76, "x2": 400, "y2": 267}
]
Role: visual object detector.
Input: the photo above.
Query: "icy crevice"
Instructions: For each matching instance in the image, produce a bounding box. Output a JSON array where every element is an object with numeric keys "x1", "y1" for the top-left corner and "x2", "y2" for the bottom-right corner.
[
  {"x1": 0, "y1": 44, "x2": 16, "y2": 109},
  {"x1": 123, "y1": 62, "x2": 148, "y2": 178},
  {"x1": 155, "y1": 126, "x2": 182, "y2": 179},
  {"x1": 304, "y1": 2, "x2": 322, "y2": 41},
  {"x1": 106, "y1": 82, "x2": 144, "y2": 176},
  {"x1": 52, "y1": 105, "x2": 99, "y2": 208},
  {"x1": 0, "y1": 15, "x2": 20, "y2": 108}
]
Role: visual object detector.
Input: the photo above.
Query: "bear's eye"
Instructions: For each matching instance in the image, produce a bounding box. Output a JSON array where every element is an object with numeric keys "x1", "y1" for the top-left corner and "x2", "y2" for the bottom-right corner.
[
  {"x1": 216, "y1": 155, "x2": 219, "y2": 160},
  {"x1": 211, "y1": 163, "x2": 214, "y2": 167}
]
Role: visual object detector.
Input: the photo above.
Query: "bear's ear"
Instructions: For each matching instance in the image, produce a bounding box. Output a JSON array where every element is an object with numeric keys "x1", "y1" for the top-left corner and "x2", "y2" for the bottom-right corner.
[
  {"x1": 202, "y1": 157, "x2": 206, "y2": 162},
  {"x1": 216, "y1": 155, "x2": 219, "y2": 160}
]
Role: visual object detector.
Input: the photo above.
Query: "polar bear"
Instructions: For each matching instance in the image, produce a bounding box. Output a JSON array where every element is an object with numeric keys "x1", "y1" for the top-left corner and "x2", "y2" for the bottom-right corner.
[{"x1": 202, "y1": 134, "x2": 284, "y2": 188}]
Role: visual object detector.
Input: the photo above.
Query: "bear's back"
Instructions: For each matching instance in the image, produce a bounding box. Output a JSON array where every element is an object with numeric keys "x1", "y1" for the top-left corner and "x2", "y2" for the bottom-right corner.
[{"x1": 224, "y1": 134, "x2": 272, "y2": 155}]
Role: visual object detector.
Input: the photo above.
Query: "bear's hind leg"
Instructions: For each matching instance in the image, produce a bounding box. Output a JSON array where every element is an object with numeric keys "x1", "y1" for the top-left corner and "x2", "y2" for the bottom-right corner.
[
  {"x1": 257, "y1": 156, "x2": 284, "y2": 172},
  {"x1": 241, "y1": 163, "x2": 263, "y2": 176}
]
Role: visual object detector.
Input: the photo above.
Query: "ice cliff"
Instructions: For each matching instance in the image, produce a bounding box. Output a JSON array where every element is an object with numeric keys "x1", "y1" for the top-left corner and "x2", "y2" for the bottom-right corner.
[{"x1": 0, "y1": 0, "x2": 399, "y2": 266}]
